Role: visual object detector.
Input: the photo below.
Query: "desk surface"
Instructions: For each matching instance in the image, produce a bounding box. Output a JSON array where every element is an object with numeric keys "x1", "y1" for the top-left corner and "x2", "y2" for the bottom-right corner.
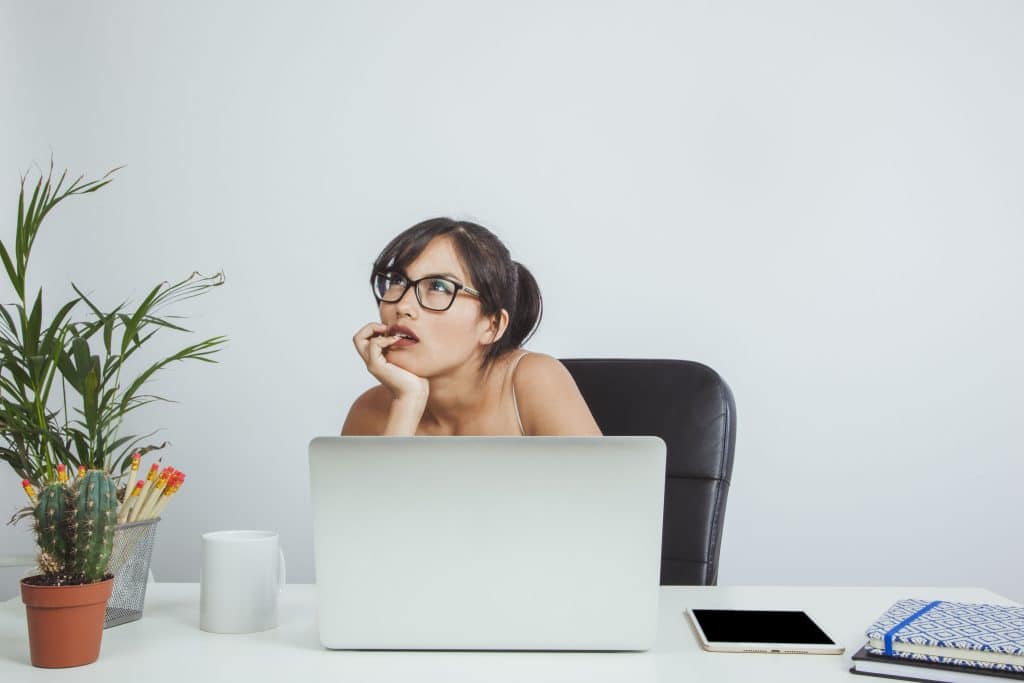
[{"x1": 1, "y1": 584, "x2": 1018, "y2": 682}]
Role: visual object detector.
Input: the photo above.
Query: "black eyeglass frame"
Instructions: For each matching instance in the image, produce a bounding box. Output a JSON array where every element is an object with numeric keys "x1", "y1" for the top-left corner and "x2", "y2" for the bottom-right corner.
[{"x1": 370, "y1": 271, "x2": 481, "y2": 312}]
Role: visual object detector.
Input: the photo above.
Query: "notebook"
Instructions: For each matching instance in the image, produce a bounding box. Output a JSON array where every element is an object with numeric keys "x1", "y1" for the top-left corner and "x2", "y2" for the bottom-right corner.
[
  {"x1": 865, "y1": 599, "x2": 1024, "y2": 672},
  {"x1": 308, "y1": 435, "x2": 667, "y2": 651},
  {"x1": 851, "y1": 644, "x2": 1024, "y2": 683}
]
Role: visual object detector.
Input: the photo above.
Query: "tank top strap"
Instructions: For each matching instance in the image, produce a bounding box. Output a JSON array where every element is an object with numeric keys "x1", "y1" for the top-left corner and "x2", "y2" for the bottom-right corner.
[{"x1": 507, "y1": 350, "x2": 531, "y2": 436}]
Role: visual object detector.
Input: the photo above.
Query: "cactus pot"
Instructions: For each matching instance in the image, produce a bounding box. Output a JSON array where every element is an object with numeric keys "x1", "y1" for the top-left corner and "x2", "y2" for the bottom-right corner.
[{"x1": 20, "y1": 576, "x2": 114, "y2": 668}]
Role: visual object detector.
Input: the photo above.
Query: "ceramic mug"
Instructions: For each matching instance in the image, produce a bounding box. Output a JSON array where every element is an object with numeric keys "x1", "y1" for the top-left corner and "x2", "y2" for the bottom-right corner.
[{"x1": 200, "y1": 530, "x2": 286, "y2": 633}]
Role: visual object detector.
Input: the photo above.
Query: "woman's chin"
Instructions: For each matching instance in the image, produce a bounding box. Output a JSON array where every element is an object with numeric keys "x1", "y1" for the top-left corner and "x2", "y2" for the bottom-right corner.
[{"x1": 385, "y1": 354, "x2": 415, "y2": 370}]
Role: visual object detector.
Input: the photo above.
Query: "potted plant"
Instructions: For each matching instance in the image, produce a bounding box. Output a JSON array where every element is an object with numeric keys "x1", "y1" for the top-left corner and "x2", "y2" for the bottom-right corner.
[
  {"x1": 0, "y1": 161, "x2": 227, "y2": 667},
  {"x1": 20, "y1": 468, "x2": 118, "y2": 667}
]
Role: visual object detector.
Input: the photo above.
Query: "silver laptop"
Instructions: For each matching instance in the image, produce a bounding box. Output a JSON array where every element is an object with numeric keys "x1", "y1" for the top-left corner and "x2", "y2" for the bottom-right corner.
[{"x1": 308, "y1": 436, "x2": 666, "y2": 651}]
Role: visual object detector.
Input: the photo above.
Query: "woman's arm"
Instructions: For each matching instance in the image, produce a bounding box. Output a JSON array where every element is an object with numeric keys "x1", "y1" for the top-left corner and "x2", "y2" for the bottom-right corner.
[
  {"x1": 513, "y1": 353, "x2": 603, "y2": 436},
  {"x1": 341, "y1": 385, "x2": 427, "y2": 436},
  {"x1": 382, "y1": 394, "x2": 427, "y2": 435}
]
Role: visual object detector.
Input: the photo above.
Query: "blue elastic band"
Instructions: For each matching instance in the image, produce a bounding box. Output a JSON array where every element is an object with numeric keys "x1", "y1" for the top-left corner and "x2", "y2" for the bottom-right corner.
[{"x1": 885, "y1": 600, "x2": 942, "y2": 656}]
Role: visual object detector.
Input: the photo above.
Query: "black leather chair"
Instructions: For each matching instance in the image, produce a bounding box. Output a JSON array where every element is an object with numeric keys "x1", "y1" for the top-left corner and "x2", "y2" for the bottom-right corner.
[{"x1": 560, "y1": 359, "x2": 737, "y2": 586}]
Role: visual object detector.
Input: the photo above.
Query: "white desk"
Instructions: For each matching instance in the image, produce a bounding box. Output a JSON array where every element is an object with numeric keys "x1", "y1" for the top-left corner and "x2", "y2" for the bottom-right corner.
[{"x1": 1, "y1": 584, "x2": 1017, "y2": 681}]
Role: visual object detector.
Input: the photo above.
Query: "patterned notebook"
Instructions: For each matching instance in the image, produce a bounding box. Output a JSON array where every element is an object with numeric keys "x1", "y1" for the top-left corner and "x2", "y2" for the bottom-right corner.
[{"x1": 866, "y1": 599, "x2": 1024, "y2": 674}]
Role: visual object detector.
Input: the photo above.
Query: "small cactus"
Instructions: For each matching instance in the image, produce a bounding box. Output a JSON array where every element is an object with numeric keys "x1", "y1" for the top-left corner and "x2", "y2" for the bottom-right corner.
[
  {"x1": 34, "y1": 483, "x2": 69, "y2": 565},
  {"x1": 30, "y1": 469, "x2": 118, "y2": 584}
]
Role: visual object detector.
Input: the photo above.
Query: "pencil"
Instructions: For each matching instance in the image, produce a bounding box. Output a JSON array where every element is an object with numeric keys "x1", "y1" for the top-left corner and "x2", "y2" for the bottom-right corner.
[
  {"x1": 129, "y1": 463, "x2": 161, "y2": 522},
  {"x1": 153, "y1": 473, "x2": 185, "y2": 518},
  {"x1": 22, "y1": 480, "x2": 37, "y2": 505},
  {"x1": 137, "y1": 469, "x2": 171, "y2": 521},
  {"x1": 134, "y1": 464, "x2": 161, "y2": 511},
  {"x1": 124, "y1": 452, "x2": 141, "y2": 500},
  {"x1": 142, "y1": 467, "x2": 175, "y2": 517},
  {"x1": 153, "y1": 472, "x2": 183, "y2": 517},
  {"x1": 117, "y1": 480, "x2": 145, "y2": 524},
  {"x1": 149, "y1": 477, "x2": 176, "y2": 519}
]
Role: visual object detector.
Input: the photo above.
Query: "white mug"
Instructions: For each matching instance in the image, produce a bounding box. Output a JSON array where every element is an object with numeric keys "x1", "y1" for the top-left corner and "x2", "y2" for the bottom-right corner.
[{"x1": 200, "y1": 530, "x2": 286, "y2": 633}]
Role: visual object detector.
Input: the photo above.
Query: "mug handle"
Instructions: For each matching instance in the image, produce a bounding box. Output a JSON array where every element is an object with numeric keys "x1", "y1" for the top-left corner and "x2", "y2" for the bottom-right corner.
[{"x1": 278, "y1": 548, "x2": 287, "y2": 592}]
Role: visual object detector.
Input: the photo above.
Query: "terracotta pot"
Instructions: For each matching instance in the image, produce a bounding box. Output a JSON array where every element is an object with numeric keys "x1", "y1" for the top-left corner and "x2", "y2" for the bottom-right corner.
[{"x1": 20, "y1": 576, "x2": 114, "y2": 668}]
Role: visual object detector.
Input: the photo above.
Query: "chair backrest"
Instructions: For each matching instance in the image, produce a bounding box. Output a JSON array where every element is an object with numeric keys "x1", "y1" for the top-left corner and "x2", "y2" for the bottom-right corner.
[{"x1": 560, "y1": 359, "x2": 737, "y2": 585}]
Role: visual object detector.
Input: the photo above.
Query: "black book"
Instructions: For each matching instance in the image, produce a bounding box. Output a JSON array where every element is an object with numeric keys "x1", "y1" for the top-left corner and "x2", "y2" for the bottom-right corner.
[{"x1": 850, "y1": 644, "x2": 1024, "y2": 683}]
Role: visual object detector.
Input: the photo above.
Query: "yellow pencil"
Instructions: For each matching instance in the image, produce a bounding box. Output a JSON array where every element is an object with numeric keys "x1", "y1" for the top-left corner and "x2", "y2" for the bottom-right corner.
[
  {"x1": 153, "y1": 473, "x2": 185, "y2": 518},
  {"x1": 118, "y1": 480, "x2": 145, "y2": 524},
  {"x1": 124, "y1": 452, "x2": 141, "y2": 500},
  {"x1": 22, "y1": 479, "x2": 38, "y2": 506},
  {"x1": 141, "y1": 467, "x2": 174, "y2": 518},
  {"x1": 137, "y1": 470, "x2": 172, "y2": 521},
  {"x1": 128, "y1": 463, "x2": 161, "y2": 522},
  {"x1": 150, "y1": 480, "x2": 175, "y2": 519}
]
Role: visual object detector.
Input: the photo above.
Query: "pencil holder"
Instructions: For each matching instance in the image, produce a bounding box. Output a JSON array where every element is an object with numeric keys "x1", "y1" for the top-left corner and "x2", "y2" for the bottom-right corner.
[{"x1": 104, "y1": 517, "x2": 160, "y2": 628}]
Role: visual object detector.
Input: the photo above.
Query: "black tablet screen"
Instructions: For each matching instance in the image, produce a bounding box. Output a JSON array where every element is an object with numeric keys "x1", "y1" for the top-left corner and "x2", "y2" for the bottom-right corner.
[{"x1": 691, "y1": 609, "x2": 835, "y2": 644}]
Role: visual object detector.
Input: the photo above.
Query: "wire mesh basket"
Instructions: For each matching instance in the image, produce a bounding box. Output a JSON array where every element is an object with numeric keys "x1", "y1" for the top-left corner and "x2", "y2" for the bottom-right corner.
[{"x1": 104, "y1": 517, "x2": 160, "y2": 628}]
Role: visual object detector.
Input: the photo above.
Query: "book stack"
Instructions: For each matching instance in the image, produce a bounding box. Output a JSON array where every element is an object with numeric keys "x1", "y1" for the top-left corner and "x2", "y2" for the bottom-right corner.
[{"x1": 850, "y1": 599, "x2": 1024, "y2": 682}]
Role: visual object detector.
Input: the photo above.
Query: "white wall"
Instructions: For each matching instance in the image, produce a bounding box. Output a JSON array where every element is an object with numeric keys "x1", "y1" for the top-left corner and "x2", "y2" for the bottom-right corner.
[{"x1": 1, "y1": 0, "x2": 1022, "y2": 603}]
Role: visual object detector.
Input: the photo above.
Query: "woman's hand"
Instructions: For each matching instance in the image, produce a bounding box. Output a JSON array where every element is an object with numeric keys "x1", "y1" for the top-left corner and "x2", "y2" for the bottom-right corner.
[{"x1": 352, "y1": 322, "x2": 430, "y2": 401}]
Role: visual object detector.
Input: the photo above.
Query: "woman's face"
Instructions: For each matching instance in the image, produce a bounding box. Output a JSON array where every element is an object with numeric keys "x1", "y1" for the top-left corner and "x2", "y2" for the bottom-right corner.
[{"x1": 378, "y1": 236, "x2": 505, "y2": 377}]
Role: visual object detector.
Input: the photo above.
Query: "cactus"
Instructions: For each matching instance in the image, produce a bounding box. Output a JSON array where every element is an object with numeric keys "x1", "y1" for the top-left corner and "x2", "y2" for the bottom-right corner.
[
  {"x1": 34, "y1": 483, "x2": 69, "y2": 565},
  {"x1": 30, "y1": 469, "x2": 118, "y2": 584},
  {"x1": 71, "y1": 471, "x2": 117, "y2": 581}
]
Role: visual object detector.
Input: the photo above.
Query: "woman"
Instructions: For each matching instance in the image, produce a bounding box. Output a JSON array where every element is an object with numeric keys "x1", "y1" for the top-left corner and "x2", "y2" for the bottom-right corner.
[{"x1": 342, "y1": 217, "x2": 602, "y2": 436}]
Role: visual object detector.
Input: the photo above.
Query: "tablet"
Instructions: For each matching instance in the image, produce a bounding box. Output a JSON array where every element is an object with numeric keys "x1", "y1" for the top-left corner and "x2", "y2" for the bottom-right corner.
[{"x1": 686, "y1": 608, "x2": 845, "y2": 655}]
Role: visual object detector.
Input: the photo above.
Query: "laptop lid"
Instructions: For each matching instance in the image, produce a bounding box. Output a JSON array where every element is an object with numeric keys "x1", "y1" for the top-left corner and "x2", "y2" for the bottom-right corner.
[{"x1": 308, "y1": 435, "x2": 666, "y2": 651}]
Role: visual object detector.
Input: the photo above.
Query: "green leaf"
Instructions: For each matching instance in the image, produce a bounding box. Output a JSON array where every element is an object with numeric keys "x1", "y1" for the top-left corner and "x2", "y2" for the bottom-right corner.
[
  {"x1": 140, "y1": 315, "x2": 191, "y2": 333},
  {"x1": 102, "y1": 314, "x2": 114, "y2": 355},
  {"x1": 115, "y1": 329, "x2": 157, "y2": 367},
  {"x1": 70, "y1": 429, "x2": 90, "y2": 466},
  {"x1": 18, "y1": 177, "x2": 43, "y2": 272},
  {"x1": 4, "y1": 356, "x2": 32, "y2": 388},
  {"x1": 70, "y1": 282, "x2": 106, "y2": 319},
  {"x1": 15, "y1": 177, "x2": 24, "y2": 240},
  {"x1": 0, "y1": 304, "x2": 20, "y2": 339},
  {"x1": 24, "y1": 289, "x2": 42, "y2": 361},
  {"x1": 120, "y1": 282, "x2": 164, "y2": 356},
  {"x1": 82, "y1": 368, "x2": 99, "y2": 439},
  {"x1": 41, "y1": 297, "x2": 78, "y2": 351},
  {"x1": 71, "y1": 336, "x2": 91, "y2": 382},
  {"x1": 56, "y1": 350, "x2": 83, "y2": 394},
  {"x1": 0, "y1": 241, "x2": 20, "y2": 296}
]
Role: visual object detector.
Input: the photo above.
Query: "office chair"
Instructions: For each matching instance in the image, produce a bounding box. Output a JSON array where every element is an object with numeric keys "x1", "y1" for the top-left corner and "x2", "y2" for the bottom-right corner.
[{"x1": 560, "y1": 359, "x2": 736, "y2": 586}]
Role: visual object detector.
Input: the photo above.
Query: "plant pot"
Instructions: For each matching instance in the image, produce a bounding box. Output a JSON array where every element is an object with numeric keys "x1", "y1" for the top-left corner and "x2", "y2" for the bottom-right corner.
[{"x1": 20, "y1": 576, "x2": 114, "y2": 668}]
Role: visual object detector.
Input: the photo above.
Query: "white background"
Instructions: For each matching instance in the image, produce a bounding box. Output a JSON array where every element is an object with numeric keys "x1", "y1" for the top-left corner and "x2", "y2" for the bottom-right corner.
[{"x1": 1, "y1": 1, "x2": 1021, "y2": 603}]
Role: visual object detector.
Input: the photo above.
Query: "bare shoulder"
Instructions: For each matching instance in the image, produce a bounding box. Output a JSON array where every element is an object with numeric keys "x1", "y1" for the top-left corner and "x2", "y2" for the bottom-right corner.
[
  {"x1": 340, "y1": 384, "x2": 391, "y2": 435},
  {"x1": 511, "y1": 352, "x2": 603, "y2": 436}
]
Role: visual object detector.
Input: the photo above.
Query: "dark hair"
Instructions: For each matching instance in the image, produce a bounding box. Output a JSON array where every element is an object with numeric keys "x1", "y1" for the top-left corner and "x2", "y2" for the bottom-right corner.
[{"x1": 372, "y1": 217, "x2": 543, "y2": 372}]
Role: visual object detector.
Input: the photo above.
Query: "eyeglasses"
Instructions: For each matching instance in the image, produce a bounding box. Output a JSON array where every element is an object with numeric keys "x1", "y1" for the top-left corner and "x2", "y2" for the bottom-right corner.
[{"x1": 371, "y1": 271, "x2": 481, "y2": 311}]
